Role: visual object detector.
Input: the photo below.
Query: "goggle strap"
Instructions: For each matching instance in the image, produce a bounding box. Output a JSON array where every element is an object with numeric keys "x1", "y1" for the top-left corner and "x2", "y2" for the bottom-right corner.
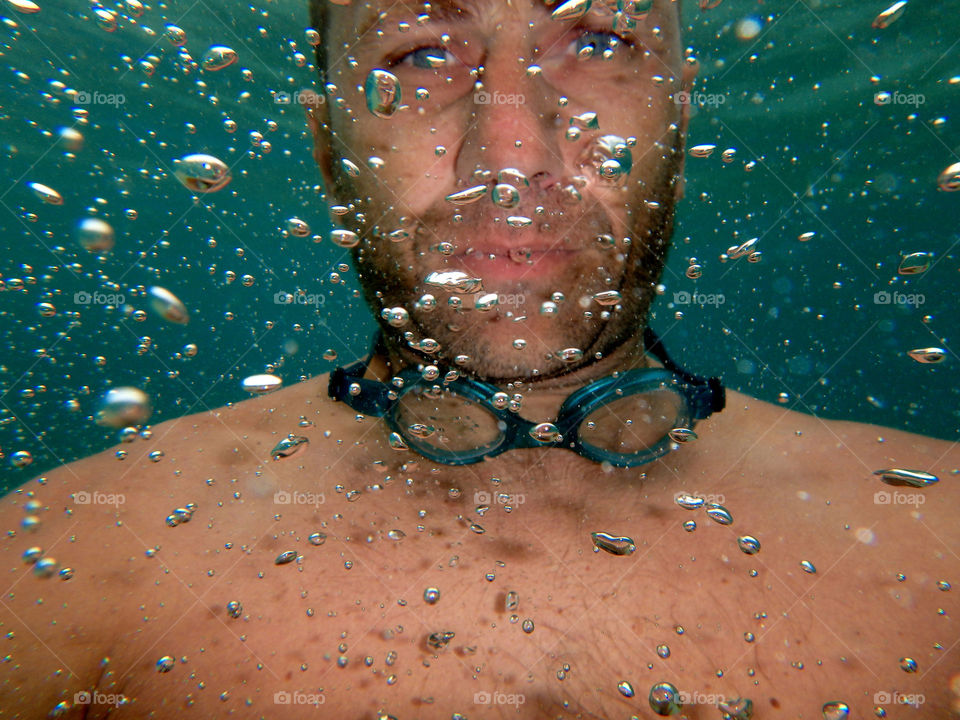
[
  {"x1": 328, "y1": 356, "x2": 392, "y2": 417},
  {"x1": 643, "y1": 326, "x2": 726, "y2": 417},
  {"x1": 330, "y1": 328, "x2": 725, "y2": 420}
]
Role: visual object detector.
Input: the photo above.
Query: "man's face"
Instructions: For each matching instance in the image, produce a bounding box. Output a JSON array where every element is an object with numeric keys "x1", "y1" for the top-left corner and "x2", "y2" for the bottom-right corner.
[{"x1": 311, "y1": 0, "x2": 693, "y2": 380}]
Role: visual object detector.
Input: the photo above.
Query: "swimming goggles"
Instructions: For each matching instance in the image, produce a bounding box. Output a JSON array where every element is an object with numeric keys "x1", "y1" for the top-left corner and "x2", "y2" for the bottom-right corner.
[{"x1": 328, "y1": 327, "x2": 725, "y2": 468}]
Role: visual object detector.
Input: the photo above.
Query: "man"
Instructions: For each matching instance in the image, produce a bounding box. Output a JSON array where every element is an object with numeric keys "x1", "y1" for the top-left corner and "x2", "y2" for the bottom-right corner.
[{"x1": 1, "y1": 1, "x2": 957, "y2": 718}]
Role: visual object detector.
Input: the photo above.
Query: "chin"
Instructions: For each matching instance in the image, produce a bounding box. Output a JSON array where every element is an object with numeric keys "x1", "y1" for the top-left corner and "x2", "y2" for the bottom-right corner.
[{"x1": 416, "y1": 308, "x2": 603, "y2": 381}]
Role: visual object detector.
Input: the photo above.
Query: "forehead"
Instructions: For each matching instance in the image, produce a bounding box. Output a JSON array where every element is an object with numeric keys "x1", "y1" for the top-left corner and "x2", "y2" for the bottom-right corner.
[{"x1": 341, "y1": 0, "x2": 681, "y2": 35}]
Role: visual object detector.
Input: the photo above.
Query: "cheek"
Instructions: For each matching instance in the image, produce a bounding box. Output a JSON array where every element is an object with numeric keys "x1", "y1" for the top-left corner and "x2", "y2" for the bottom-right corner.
[{"x1": 333, "y1": 113, "x2": 466, "y2": 212}]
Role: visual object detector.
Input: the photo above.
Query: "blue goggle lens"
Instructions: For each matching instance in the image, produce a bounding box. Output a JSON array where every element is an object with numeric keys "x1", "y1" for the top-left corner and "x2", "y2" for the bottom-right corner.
[
  {"x1": 391, "y1": 387, "x2": 506, "y2": 458},
  {"x1": 577, "y1": 387, "x2": 686, "y2": 456}
]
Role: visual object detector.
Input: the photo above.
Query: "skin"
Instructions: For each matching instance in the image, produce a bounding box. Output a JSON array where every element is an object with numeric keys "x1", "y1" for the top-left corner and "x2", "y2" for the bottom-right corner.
[
  {"x1": 1, "y1": 1, "x2": 958, "y2": 719},
  {"x1": 308, "y1": 0, "x2": 694, "y2": 384}
]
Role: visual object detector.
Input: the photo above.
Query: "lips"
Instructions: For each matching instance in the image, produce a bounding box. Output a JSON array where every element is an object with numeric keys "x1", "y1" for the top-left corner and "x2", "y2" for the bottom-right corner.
[
  {"x1": 454, "y1": 244, "x2": 577, "y2": 282},
  {"x1": 462, "y1": 246, "x2": 543, "y2": 263},
  {"x1": 452, "y1": 228, "x2": 570, "y2": 258}
]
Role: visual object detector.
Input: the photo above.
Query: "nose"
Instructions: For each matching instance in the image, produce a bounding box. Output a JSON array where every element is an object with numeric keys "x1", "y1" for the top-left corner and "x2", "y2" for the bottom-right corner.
[{"x1": 454, "y1": 47, "x2": 565, "y2": 193}]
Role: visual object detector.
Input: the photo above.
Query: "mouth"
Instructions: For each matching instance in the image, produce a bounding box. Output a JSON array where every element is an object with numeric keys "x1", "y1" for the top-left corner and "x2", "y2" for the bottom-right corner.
[
  {"x1": 463, "y1": 246, "x2": 545, "y2": 263},
  {"x1": 455, "y1": 245, "x2": 577, "y2": 282}
]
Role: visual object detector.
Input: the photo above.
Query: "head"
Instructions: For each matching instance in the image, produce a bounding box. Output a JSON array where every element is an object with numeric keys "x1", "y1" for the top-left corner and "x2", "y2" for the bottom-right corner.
[{"x1": 306, "y1": 0, "x2": 697, "y2": 382}]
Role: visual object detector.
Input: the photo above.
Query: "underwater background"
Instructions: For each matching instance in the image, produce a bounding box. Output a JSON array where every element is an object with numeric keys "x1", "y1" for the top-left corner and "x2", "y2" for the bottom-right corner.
[{"x1": 1, "y1": 0, "x2": 957, "y2": 491}]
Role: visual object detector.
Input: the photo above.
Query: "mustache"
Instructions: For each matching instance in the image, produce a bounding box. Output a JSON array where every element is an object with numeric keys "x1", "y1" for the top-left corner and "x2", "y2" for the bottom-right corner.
[{"x1": 405, "y1": 180, "x2": 626, "y2": 249}]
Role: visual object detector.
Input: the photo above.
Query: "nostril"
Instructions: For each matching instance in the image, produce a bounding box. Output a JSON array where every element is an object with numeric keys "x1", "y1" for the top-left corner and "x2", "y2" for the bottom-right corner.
[{"x1": 531, "y1": 171, "x2": 557, "y2": 192}]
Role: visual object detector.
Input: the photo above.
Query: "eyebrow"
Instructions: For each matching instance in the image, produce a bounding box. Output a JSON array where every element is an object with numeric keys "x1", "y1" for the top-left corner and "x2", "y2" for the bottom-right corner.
[
  {"x1": 352, "y1": 0, "x2": 670, "y2": 53},
  {"x1": 360, "y1": 0, "x2": 556, "y2": 32},
  {"x1": 422, "y1": 0, "x2": 480, "y2": 22},
  {"x1": 423, "y1": 0, "x2": 556, "y2": 22}
]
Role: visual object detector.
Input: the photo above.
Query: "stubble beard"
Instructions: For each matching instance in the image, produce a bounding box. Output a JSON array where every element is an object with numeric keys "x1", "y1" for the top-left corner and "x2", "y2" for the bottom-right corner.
[{"x1": 345, "y1": 136, "x2": 683, "y2": 382}]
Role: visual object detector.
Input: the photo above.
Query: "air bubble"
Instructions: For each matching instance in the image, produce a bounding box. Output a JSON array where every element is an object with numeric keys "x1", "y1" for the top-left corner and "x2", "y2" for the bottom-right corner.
[{"x1": 202, "y1": 46, "x2": 238, "y2": 72}]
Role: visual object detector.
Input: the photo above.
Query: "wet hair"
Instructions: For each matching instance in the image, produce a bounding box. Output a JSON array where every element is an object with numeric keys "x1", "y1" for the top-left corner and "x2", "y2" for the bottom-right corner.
[{"x1": 307, "y1": 0, "x2": 328, "y2": 85}]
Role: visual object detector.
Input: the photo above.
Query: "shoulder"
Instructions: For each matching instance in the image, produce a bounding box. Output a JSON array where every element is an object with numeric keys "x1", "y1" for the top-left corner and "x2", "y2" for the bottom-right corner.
[
  {"x1": 711, "y1": 389, "x2": 958, "y2": 534},
  {"x1": 710, "y1": 388, "x2": 958, "y2": 470},
  {"x1": 685, "y1": 390, "x2": 958, "y2": 713},
  {"x1": 0, "y1": 372, "x2": 345, "y2": 554},
  {"x1": 0, "y1": 373, "x2": 346, "y2": 716}
]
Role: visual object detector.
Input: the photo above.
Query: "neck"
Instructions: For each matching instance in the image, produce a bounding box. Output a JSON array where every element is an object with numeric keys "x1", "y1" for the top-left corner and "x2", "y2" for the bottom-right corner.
[{"x1": 368, "y1": 326, "x2": 654, "y2": 421}]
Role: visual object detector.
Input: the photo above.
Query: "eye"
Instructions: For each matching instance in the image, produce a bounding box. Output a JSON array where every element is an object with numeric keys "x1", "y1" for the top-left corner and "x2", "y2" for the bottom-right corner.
[
  {"x1": 393, "y1": 45, "x2": 458, "y2": 70},
  {"x1": 570, "y1": 30, "x2": 633, "y2": 60}
]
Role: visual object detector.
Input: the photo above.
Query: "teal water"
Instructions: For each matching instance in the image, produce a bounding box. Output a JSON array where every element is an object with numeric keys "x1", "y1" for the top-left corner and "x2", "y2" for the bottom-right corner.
[{"x1": 1, "y1": 0, "x2": 957, "y2": 492}]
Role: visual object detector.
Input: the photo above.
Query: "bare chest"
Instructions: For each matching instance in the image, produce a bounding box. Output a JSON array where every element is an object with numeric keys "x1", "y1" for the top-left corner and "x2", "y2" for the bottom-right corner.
[{"x1": 101, "y1": 498, "x2": 949, "y2": 720}]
